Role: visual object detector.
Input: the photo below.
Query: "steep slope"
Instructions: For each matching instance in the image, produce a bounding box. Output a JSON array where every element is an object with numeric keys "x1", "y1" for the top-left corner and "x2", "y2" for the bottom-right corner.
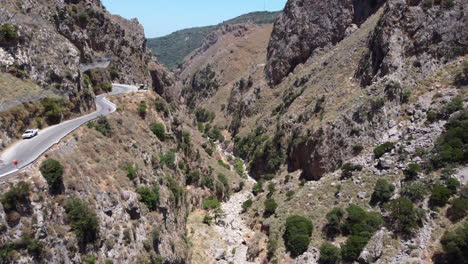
[
  {"x1": 177, "y1": 0, "x2": 468, "y2": 263},
  {"x1": 0, "y1": 0, "x2": 173, "y2": 150},
  {"x1": 0, "y1": 89, "x2": 245, "y2": 263},
  {"x1": 265, "y1": 0, "x2": 386, "y2": 85},
  {"x1": 147, "y1": 11, "x2": 280, "y2": 69}
]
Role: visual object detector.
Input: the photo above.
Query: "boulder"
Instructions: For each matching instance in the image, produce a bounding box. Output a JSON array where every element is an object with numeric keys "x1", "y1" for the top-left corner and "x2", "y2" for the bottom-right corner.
[{"x1": 359, "y1": 229, "x2": 388, "y2": 263}]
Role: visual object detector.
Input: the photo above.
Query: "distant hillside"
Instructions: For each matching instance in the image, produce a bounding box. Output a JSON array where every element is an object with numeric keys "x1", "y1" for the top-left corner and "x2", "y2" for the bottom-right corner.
[{"x1": 147, "y1": 11, "x2": 280, "y2": 69}]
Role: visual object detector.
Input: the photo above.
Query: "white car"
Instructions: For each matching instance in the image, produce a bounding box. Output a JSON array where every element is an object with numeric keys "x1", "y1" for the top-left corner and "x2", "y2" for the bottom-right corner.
[{"x1": 22, "y1": 129, "x2": 39, "y2": 139}]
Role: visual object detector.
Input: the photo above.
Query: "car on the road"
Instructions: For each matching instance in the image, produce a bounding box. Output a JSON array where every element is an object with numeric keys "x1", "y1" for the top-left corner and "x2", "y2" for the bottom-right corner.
[
  {"x1": 22, "y1": 129, "x2": 39, "y2": 139},
  {"x1": 139, "y1": 84, "x2": 148, "y2": 90}
]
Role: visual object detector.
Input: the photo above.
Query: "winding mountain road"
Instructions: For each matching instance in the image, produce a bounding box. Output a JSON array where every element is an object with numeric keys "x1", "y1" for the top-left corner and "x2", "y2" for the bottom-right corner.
[{"x1": 0, "y1": 84, "x2": 137, "y2": 178}]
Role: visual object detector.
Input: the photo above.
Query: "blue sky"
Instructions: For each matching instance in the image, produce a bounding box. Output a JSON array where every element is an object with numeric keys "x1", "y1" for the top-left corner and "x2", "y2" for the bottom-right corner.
[{"x1": 101, "y1": 0, "x2": 287, "y2": 38}]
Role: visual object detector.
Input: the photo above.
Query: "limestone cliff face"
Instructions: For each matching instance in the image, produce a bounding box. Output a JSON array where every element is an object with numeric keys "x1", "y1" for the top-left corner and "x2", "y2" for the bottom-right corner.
[
  {"x1": 265, "y1": 0, "x2": 385, "y2": 85},
  {"x1": 0, "y1": 0, "x2": 173, "y2": 149},
  {"x1": 0, "y1": 0, "x2": 171, "y2": 113},
  {"x1": 356, "y1": 0, "x2": 468, "y2": 86}
]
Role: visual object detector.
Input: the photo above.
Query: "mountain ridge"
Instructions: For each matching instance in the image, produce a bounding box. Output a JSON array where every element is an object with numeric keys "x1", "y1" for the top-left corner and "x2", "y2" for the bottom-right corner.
[{"x1": 147, "y1": 11, "x2": 280, "y2": 69}]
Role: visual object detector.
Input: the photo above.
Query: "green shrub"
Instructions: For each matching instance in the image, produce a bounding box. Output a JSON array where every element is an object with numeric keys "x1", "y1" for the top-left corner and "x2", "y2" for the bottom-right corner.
[
  {"x1": 77, "y1": 12, "x2": 89, "y2": 26},
  {"x1": 386, "y1": 197, "x2": 419, "y2": 234},
  {"x1": 0, "y1": 233, "x2": 44, "y2": 262},
  {"x1": 341, "y1": 163, "x2": 363, "y2": 179},
  {"x1": 341, "y1": 235, "x2": 369, "y2": 261},
  {"x1": 401, "y1": 182, "x2": 428, "y2": 202},
  {"x1": 94, "y1": 116, "x2": 112, "y2": 136},
  {"x1": 252, "y1": 180, "x2": 264, "y2": 196},
  {"x1": 404, "y1": 163, "x2": 421, "y2": 180},
  {"x1": 264, "y1": 198, "x2": 278, "y2": 217},
  {"x1": 427, "y1": 110, "x2": 438, "y2": 123},
  {"x1": 370, "y1": 179, "x2": 395, "y2": 205},
  {"x1": 319, "y1": 243, "x2": 341, "y2": 264},
  {"x1": 234, "y1": 158, "x2": 245, "y2": 177},
  {"x1": 103, "y1": 83, "x2": 112, "y2": 92},
  {"x1": 314, "y1": 96, "x2": 326, "y2": 113},
  {"x1": 202, "y1": 198, "x2": 220, "y2": 210},
  {"x1": 136, "y1": 185, "x2": 160, "y2": 211},
  {"x1": 432, "y1": 111, "x2": 467, "y2": 167},
  {"x1": 1, "y1": 181, "x2": 30, "y2": 213},
  {"x1": 39, "y1": 159, "x2": 64, "y2": 194},
  {"x1": 430, "y1": 185, "x2": 453, "y2": 207},
  {"x1": 325, "y1": 207, "x2": 345, "y2": 238},
  {"x1": 373, "y1": 142, "x2": 395, "y2": 159},
  {"x1": 344, "y1": 204, "x2": 382, "y2": 238},
  {"x1": 203, "y1": 215, "x2": 213, "y2": 225},
  {"x1": 454, "y1": 61, "x2": 468, "y2": 86},
  {"x1": 218, "y1": 160, "x2": 230, "y2": 170},
  {"x1": 167, "y1": 177, "x2": 184, "y2": 204},
  {"x1": 65, "y1": 198, "x2": 99, "y2": 244},
  {"x1": 446, "y1": 177, "x2": 460, "y2": 194},
  {"x1": 154, "y1": 98, "x2": 169, "y2": 114},
  {"x1": 201, "y1": 175, "x2": 215, "y2": 190},
  {"x1": 440, "y1": 220, "x2": 468, "y2": 263},
  {"x1": 138, "y1": 101, "x2": 147, "y2": 119},
  {"x1": 217, "y1": 173, "x2": 229, "y2": 191},
  {"x1": 242, "y1": 199, "x2": 253, "y2": 211},
  {"x1": 40, "y1": 97, "x2": 70, "y2": 125},
  {"x1": 110, "y1": 70, "x2": 119, "y2": 80},
  {"x1": 447, "y1": 198, "x2": 467, "y2": 222},
  {"x1": 352, "y1": 145, "x2": 364, "y2": 154},
  {"x1": 160, "y1": 150, "x2": 175, "y2": 168},
  {"x1": 207, "y1": 126, "x2": 224, "y2": 142},
  {"x1": 401, "y1": 90, "x2": 411, "y2": 103},
  {"x1": 0, "y1": 24, "x2": 18, "y2": 44},
  {"x1": 194, "y1": 107, "x2": 215, "y2": 123},
  {"x1": 84, "y1": 254, "x2": 96, "y2": 264},
  {"x1": 150, "y1": 122, "x2": 166, "y2": 141},
  {"x1": 444, "y1": 97, "x2": 464, "y2": 116},
  {"x1": 286, "y1": 190, "x2": 295, "y2": 200},
  {"x1": 284, "y1": 215, "x2": 313, "y2": 257},
  {"x1": 370, "y1": 98, "x2": 385, "y2": 113},
  {"x1": 234, "y1": 127, "x2": 285, "y2": 177},
  {"x1": 124, "y1": 165, "x2": 137, "y2": 181},
  {"x1": 82, "y1": 74, "x2": 91, "y2": 87},
  {"x1": 186, "y1": 170, "x2": 200, "y2": 185}
]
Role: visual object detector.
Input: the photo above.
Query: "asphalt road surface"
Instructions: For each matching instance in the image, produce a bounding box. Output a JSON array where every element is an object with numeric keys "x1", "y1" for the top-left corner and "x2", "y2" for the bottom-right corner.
[{"x1": 0, "y1": 84, "x2": 137, "y2": 178}]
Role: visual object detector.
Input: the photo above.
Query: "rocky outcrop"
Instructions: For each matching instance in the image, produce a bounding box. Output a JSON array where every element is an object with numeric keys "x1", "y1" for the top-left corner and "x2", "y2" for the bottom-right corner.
[
  {"x1": 359, "y1": 229, "x2": 389, "y2": 263},
  {"x1": 0, "y1": 0, "x2": 172, "y2": 111},
  {"x1": 265, "y1": 0, "x2": 385, "y2": 85},
  {"x1": 356, "y1": 0, "x2": 468, "y2": 86},
  {"x1": 0, "y1": 0, "x2": 173, "y2": 147}
]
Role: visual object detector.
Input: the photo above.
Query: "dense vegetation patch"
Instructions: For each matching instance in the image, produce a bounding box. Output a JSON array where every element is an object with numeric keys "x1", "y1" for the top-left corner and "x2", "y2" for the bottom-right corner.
[
  {"x1": 0, "y1": 232, "x2": 44, "y2": 262},
  {"x1": 283, "y1": 215, "x2": 313, "y2": 257},
  {"x1": 88, "y1": 115, "x2": 112, "y2": 136},
  {"x1": 137, "y1": 185, "x2": 160, "y2": 211},
  {"x1": 65, "y1": 198, "x2": 99, "y2": 245},
  {"x1": 319, "y1": 243, "x2": 341, "y2": 264},
  {"x1": 39, "y1": 159, "x2": 64, "y2": 194},
  {"x1": 373, "y1": 142, "x2": 395, "y2": 159},
  {"x1": 150, "y1": 122, "x2": 166, "y2": 141},
  {"x1": 138, "y1": 101, "x2": 147, "y2": 119},
  {"x1": 370, "y1": 179, "x2": 395, "y2": 206},
  {"x1": 440, "y1": 220, "x2": 468, "y2": 263},
  {"x1": 329, "y1": 204, "x2": 383, "y2": 261},
  {"x1": 385, "y1": 197, "x2": 423, "y2": 235},
  {"x1": 431, "y1": 110, "x2": 467, "y2": 168},
  {"x1": 454, "y1": 61, "x2": 468, "y2": 86},
  {"x1": 1, "y1": 181, "x2": 30, "y2": 225},
  {"x1": 264, "y1": 198, "x2": 278, "y2": 217},
  {"x1": 234, "y1": 126, "x2": 285, "y2": 178},
  {"x1": 0, "y1": 24, "x2": 18, "y2": 45}
]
